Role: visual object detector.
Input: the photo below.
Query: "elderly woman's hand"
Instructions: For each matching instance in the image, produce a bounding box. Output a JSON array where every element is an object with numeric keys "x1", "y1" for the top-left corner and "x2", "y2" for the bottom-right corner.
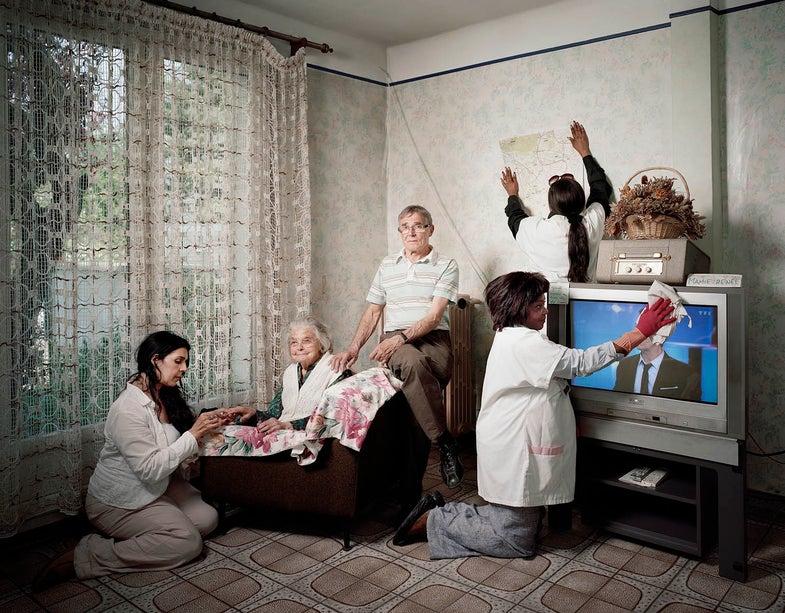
[
  {"x1": 500, "y1": 166, "x2": 519, "y2": 197},
  {"x1": 257, "y1": 417, "x2": 292, "y2": 435},
  {"x1": 223, "y1": 405, "x2": 256, "y2": 424}
]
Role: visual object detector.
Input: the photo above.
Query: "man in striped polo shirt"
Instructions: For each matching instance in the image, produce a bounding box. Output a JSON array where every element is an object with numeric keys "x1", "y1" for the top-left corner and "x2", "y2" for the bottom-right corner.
[{"x1": 329, "y1": 205, "x2": 463, "y2": 489}]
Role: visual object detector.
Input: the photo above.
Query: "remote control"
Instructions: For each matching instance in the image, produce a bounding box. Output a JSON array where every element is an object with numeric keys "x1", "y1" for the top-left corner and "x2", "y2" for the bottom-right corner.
[{"x1": 628, "y1": 467, "x2": 652, "y2": 482}]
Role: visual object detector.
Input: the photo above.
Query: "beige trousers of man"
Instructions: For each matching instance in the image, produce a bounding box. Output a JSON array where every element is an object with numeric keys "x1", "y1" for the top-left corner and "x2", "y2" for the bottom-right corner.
[{"x1": 74, "y1": 474, "x2": 218, "y2": 579}]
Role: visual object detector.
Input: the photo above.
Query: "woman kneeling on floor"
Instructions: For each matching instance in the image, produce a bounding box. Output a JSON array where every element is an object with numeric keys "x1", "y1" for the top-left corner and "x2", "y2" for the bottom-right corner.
[
  {"x1": 33, "y1": 331, "x2": 242, "y2": 591},
  {"x1": 393, "y1": 271, "x2": 675, "y2": 558}
]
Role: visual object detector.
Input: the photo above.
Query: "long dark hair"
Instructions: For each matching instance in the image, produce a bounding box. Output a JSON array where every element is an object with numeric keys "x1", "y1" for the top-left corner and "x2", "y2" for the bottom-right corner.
[
  {"x1": 132, "y1": 331, "x2": 194, "y2": 434},
  {"x1": 548, "y1": 178, "x2": 590, "y2": 282},
  {"x1": 484, "y1": 271, "x2": 550, "y2": 331}
]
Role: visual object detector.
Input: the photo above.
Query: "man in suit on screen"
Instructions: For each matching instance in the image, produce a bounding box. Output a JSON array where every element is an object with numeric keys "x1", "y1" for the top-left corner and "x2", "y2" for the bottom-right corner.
[{"x1": 613, "y1": 338, "x2": 701, "y2": 400}]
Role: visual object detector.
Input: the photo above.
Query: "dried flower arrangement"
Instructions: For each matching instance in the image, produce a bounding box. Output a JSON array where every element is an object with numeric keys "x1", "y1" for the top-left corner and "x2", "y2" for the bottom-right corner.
[{"x1": 605, "y1": 168, "x2": 706, "y2": 240}]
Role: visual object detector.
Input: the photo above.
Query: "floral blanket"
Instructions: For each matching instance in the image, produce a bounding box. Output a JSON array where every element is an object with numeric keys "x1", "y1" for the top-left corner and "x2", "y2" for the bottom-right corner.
[{"x1": 199, "y1": 367, "x2": 403, "y2": 465}]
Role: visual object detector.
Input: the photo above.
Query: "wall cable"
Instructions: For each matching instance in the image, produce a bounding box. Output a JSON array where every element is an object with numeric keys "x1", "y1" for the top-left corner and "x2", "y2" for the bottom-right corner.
[
  {"x1": 747, "y1": 431, "x2": 785, "y2": 463},
  {"x1": 383, "y1": 73, "x2": 785, "y2": 474},
  {"x1": 383, "y1": 69, "x2": 489, "y2": 289}
]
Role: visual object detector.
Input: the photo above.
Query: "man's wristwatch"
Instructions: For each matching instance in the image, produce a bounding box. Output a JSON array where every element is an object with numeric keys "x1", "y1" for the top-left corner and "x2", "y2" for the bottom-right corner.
[{"x1": 397, "y1": 331, "x2": 408, "y2": 343}]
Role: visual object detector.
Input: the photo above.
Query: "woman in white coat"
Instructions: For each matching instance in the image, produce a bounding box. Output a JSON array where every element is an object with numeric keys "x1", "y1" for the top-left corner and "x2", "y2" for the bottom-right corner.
[
  {"x1": 500, "y1": 121, "x2": 611, "y2": 283},
  {"x1": 393, "y1": 271, "x2": 675, "y2": 558}
]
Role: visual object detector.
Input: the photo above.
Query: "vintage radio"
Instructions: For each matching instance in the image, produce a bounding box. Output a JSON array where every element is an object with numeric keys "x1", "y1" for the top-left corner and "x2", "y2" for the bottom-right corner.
[{"x1": 596, "y1": 239, "x2": 710, "y2": 285}]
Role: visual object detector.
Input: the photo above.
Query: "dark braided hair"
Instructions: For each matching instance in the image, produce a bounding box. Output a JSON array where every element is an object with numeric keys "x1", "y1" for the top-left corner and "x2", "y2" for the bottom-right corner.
[
  {"x1": 132, "y1": 331, "x2": 194, "y2": 434},
  {"x1": 548, "y1": 178, "x2": 590, "y2": 282}
]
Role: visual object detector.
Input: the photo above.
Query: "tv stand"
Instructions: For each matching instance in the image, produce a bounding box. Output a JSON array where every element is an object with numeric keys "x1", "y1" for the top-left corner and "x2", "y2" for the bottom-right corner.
[{"x1": 577, "y1": 436, "x2": 747, "y2": 582}]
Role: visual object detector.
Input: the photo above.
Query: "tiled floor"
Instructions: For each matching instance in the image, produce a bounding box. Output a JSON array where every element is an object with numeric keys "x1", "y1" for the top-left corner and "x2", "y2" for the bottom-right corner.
[{"x1": 2, "y1": 445, "x2": 785, "y2": 613}]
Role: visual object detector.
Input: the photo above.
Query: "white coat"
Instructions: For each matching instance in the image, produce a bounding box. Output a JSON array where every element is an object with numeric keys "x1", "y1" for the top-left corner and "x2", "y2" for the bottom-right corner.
[
  {"x1": 476, "y1": 326, "x2": 620, "y2": 507},
  {"x1": 514, "y1": 201, "x2": 606, "y2": 283}
]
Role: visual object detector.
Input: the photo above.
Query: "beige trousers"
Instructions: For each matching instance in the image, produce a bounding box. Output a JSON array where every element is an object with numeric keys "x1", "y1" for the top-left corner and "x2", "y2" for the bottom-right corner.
[{"x1": 74, "y1": 474, "x2": 218, "y2": 579}]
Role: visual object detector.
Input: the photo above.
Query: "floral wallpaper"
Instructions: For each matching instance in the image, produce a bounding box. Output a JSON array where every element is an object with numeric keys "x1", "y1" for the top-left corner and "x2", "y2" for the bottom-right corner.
[
  {"x1": 722, "y1": 3, "x2": 785, "y2": 494},
  {"x1": 385, "y1": 28, "x2": 674, "y2": 440},
  {"x1": 307, "y1": 69, "x2": 388, "y2": 368},
  {"x1": 308, "y1": 3, "x2": 785, "y2": 495}
]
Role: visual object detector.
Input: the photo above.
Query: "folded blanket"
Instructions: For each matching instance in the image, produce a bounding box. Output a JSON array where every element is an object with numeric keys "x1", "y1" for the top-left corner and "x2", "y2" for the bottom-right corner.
[{"x1": 199, "y1": 367, "x2": 403, "y2": 466}]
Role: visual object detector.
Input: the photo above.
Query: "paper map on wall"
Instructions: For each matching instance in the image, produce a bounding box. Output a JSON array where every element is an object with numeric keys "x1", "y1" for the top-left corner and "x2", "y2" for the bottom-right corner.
[{"x1": 500, "y1": 128, "x2": 573, "y2": 218}]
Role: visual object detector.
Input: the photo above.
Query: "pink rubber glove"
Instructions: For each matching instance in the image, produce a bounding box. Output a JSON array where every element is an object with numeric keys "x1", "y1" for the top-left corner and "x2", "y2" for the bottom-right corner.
[{"x1": 636, "y1": 297, "x2": 677, "y2": 338}]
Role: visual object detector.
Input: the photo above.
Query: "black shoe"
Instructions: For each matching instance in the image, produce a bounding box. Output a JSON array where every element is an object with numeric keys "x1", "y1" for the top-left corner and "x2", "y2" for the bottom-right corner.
[
  {"x1": 32, "y1": 547, "x2": 76, "y2": 592},
  {"x1": 439, "y1": 441, "x2": 464, "y2": 488},
  {"x1": 393, "y1": 491, "x2": 445, "y2": 546}
]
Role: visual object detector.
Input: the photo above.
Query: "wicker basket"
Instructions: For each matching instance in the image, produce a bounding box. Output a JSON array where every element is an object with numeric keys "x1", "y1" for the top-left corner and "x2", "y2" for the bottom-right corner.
[
  {"x1": 620, "y1": 166, "x2": 691, "y2": 240},
  {"x1": 625, "y1": 214, "x2": 685, "y2": 239}
]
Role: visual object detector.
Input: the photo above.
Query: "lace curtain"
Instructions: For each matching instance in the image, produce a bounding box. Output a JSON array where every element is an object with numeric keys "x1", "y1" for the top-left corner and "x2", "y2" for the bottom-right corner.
[{"x1": 0, "y1": 0, "x2": 311, "y2": 535}]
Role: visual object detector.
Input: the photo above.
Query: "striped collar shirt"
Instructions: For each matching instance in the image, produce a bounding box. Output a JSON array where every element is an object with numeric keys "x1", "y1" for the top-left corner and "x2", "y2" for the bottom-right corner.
[{"x1": 366, "y1": 249, "x2": 459, "y2": 332}]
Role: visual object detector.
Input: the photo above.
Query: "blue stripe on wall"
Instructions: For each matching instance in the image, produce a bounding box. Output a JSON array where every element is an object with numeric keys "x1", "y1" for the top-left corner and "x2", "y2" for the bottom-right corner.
[
  {"x1": 305, "y1": 0, "x2": 783, "y2": 87},
  {"x1": 388, "y1": 23, "x2": 670, "y2": 86}
]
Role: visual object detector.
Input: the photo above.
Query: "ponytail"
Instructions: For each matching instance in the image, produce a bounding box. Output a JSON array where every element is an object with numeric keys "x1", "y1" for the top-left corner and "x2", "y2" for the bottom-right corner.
[
  {"x1": 567, "y1": 218, "x2": 590, "y2": 282},
  {"x1": 549, "y1": 178, "x2": 590, "y2": 282}
]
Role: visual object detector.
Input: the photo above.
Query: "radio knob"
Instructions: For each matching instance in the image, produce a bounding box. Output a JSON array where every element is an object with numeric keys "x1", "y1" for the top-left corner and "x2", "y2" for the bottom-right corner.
[
  {"x1": 625, "y1": 266, "x2": 633, "y2": 273},
  {"x1": 635, "y1": 266, "x2": 642, "y2": 273},
  {"x1": 644, "y1": 266, "x2": 652, "y2": 273}
]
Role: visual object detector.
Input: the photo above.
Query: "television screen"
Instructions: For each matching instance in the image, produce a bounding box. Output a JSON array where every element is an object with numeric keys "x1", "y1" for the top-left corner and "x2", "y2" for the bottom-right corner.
[{"x1": 569, "y1": 300, "x2": 718, "y2": 404}]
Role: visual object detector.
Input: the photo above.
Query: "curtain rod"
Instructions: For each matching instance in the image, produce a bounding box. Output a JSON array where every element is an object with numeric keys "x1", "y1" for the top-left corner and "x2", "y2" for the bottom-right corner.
[{"x1": 142, "y1": 0, "x2": 334, "y2": 55}]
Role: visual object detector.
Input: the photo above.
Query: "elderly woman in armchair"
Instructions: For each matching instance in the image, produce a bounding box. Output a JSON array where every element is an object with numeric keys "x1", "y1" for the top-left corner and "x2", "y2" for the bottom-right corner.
[{"x1": 226, "y1": 316, "x2": 352, "y2": 432}]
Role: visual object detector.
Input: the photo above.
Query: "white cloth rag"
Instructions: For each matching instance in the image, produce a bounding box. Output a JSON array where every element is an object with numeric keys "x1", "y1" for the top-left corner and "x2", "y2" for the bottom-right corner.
[{"x1": 643, "y1": 280, "x2": 691, "y2": 345}]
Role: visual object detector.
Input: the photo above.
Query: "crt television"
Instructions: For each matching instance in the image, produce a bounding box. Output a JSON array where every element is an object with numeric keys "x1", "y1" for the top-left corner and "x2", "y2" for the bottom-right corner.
[{"x1": 548, "y1": 284, "x2": 746, "y2": 464}]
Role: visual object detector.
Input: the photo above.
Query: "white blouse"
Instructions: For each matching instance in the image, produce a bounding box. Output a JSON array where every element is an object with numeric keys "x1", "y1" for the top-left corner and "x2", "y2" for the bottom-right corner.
[{"x1": 87, "y1": 383, "x2": 198, "y2": 509}]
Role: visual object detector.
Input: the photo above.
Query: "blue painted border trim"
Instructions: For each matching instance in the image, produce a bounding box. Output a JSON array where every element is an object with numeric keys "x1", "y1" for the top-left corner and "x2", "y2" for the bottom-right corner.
[
  {"x1": 716, "y1": 0, "x2": 783, "y2": 14},
  {"x1": 670, "y1": 5, "x2": 718, "y2": 18},
  {"x1": 668, "y1": 1, "x2": 782, "y2": 22},
  {"x1": 307, "y1": 63, "x2": 388, "y2": 87},
  {"x1": 388, "y1": 23, "x2": 669, "y2": 86},
  {"x1": 305, "y1": 0, "x2": 783, "y2": 88}
]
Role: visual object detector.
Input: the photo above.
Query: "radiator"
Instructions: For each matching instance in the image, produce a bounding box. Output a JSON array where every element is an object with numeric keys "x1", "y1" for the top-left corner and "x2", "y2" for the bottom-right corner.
[{"x1": 446, "y1": 295, "x2": 474, "y2": 435}]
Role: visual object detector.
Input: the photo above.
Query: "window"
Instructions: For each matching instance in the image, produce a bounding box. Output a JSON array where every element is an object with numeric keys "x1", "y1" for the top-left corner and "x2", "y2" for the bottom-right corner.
[{"x1": 2, "y1": 0, "x2": 310, "y2": 534}]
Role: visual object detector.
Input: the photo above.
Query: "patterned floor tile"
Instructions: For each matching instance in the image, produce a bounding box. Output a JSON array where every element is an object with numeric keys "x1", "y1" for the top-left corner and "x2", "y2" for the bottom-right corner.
[
  {"x1": 717, "y1": 560, "x2": 785, "y2": 613},
  {"x1": 382, "y1": 537, "x2": 460, "y2": 573},
  {"x1": 29, "y1": 579, "x2": 129, "y2": 613},
  {"x1": 94, "y1": 570, "x2": 182, "y2": 601},
  {"x1": 394, "y1": 570, "x2": 523, "y2": 612},
  {"x1": 237, "y1": 585, "x2": 334, "y2": 612},
  {"x1": 206, "y1": 525, "x2": 270, "y2": 553},
  {"x1": 168, "y1": 554, "x2": 284, "y2": 609},
  {"x1": 283, "y1": 547, "x2": 432, "y2": 610},
  {"x1": 751, "y1": 525, "x2": 785, "y2": 571},
  {"x1": 529, "y1": 558, "x2": 664, "y2": 612},
  {"x1": 646, "y1": 589, "x2": 718, "y2": 612},
  {"x1": 537, "y1": 522, "x2": 596, "y2": 560},
  {"x1": 3, "y1": 451, "x2": 784, "y2": 613},
  {"x1": 460, "y1": 555, "x2": 549, "y2": 588},
  {"x1": 218, "y1": 536, "x2": 340, "y2": 586},
  {"x1": 664, "y1": 558, "x2": 730, "y2": 607},
  {"x1": 573, "y1": 539, "x2": 686, "y2": 590}
]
